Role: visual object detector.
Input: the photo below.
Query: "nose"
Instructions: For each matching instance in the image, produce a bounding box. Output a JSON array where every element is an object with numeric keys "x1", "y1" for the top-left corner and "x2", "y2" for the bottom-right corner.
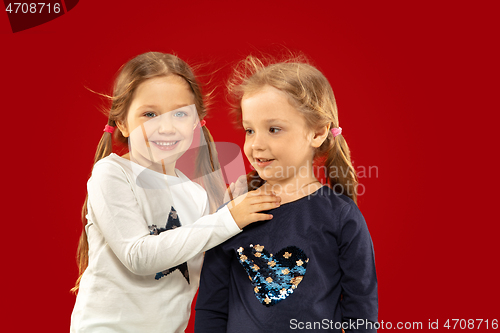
[
  {"x1": 158, "y1": 114, "x2": 176, "y2": 134},
  {"x1": 250, "y1": 131, "x2": 266, "y2": 151}
]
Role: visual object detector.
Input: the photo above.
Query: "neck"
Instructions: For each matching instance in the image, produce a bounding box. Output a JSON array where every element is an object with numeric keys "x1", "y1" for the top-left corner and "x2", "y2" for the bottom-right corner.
[
  {"x1": 126, "y1": 152, "x2": 177, "y2": 176},
  {"x1": 262, "y1": 169, "x2": 321, "y2": 204}
]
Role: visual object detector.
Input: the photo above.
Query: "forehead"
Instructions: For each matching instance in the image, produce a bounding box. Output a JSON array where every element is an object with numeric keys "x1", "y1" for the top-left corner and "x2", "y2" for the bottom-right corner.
[
  {"x1": 132, "y1": 75, "x2": 195, "y2": 106},
  {"x1": 241, "y1": 85, "x2": 302, "y2": 123}
]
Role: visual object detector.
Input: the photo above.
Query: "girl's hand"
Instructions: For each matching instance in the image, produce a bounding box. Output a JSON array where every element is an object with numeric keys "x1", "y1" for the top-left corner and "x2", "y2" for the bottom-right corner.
[
  {"x1": 227, "y1": 188, "x2": 281, "y2": 229},
  {"x1": 224, "y1": 175, "x2": 248, "y2": 202}
]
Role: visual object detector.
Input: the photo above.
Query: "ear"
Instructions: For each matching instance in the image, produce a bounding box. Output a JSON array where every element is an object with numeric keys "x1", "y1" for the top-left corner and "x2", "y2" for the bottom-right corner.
[
  {"x1": 311, "y1": 124, "x2": 330, "y2": 148},
  {"x1": 116, "y1": 120, "x2": 129, "y2": 138}
]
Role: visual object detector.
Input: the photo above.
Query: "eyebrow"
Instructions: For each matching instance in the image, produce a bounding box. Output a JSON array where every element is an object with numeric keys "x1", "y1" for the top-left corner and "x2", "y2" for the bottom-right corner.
[
  {"x1": 136, "y1": 105, "x2": 159, "y2": 110},
  {"x1": 242, "y1": 118, "x2": 289, "y2": 125},
  {"x1": 264, "y1": 118, "x2": 289, "y2": 123},
  {"x1": 170, "y1": 103, "x2": 193, "y2": 110},
  {"x1": 136, "y1": 104, "x2": 193, "y2": 111}
]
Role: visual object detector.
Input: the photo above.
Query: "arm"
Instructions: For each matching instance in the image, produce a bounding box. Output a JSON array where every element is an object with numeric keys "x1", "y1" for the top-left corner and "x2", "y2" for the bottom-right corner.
[
  {"x1": 87, "y1": 161, "x2": 241, "y2": 276},
  {"x1": 337, "y1": 201, "x2": 378, "y2": 332},
  {"x1": 194, "y1": 245, "x2": 232, "y2": 332}
]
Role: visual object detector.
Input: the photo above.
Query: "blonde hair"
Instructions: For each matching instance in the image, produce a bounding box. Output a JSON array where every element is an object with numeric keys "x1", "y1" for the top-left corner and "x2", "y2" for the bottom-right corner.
[
  {"x1": 71, "y1": 52, "x2": 225, "y2": 294},
  {"x1": 228, "y1": 55, "x2": 359, "y2": 204}
]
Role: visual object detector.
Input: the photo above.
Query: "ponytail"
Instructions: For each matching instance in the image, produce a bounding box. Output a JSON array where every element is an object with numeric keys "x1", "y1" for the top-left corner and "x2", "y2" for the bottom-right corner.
[
  {"x1": 71, "y1": 120, "x2": 114, "y2": 294},
  {"x1": 195, "y1": 126, "x2": 226, "y2": 213},
  {"x1": 323, "y1": 132, "x2": 358, "y2": 204}
]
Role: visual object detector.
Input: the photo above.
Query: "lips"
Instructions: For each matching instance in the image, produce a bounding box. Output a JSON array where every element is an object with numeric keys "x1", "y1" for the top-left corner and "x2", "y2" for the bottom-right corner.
[
  {"x1": 150, "y1": 140, "x2": 180, "y2": 151},
  {"x1": 255, "y1": 158, "x2": 275, "y2": 168}
]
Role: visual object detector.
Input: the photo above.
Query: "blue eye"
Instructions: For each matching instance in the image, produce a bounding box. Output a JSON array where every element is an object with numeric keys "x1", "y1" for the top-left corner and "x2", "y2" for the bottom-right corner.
[
  {"x1": 174, "y1": 111, "x2": 187, "y2": 117},
  {"x1": 269, "y1": 127, "x2": 281, "y2": 134},
  {"x1": 144, "y1": 112, "x2": 156, "y2": 118},
  {"x1": 245, "y1": 129, "x2": 254, "y2": 135}
]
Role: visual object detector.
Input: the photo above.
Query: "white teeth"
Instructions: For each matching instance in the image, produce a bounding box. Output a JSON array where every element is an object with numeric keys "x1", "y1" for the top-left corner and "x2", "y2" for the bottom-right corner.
[
  {"x1": 257, "y1": 158, "x2": 272, "y2": 162},
  {"x1": 154, "y1": 141, "x2": 177, "y2": 146}
]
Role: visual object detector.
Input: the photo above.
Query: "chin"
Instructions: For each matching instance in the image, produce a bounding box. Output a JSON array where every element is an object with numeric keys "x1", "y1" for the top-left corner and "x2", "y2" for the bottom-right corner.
[
  {"x1": 257, "y1": 172, "x2": 277, "y2": 182},
  {"x1": 154, "y1": 147, "x2": 188, "y2": 160}
]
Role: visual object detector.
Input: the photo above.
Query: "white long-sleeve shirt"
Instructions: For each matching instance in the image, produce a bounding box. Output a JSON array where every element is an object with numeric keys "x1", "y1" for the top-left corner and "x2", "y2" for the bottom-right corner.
[{"x1": 71, "y1": 154, "x2": 241, "y2": 333}]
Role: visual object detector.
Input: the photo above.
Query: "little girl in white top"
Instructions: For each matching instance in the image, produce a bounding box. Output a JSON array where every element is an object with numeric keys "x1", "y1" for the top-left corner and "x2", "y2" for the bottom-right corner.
[{"x1": 70, "y1": 52, "x2": 280, "y2": 333}]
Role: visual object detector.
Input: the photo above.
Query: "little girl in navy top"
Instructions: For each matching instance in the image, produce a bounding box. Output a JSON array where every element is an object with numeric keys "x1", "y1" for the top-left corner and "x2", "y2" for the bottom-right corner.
[
  {"x1": 195, "y1": 56, "x2": 378, "y2": 332},
  {"x1": 70, "y1": 52, "x2": 280, "y2": 333}
]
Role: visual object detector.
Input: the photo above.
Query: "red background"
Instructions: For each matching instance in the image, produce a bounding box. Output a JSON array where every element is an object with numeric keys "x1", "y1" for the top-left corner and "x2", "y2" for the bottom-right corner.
[{"x1": 2, "y1": 1, "x2": 499, "y2": 331}]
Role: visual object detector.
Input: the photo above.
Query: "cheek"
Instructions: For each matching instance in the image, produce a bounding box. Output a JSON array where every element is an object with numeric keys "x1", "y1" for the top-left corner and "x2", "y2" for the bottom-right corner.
[
  {"x1": 289, "y1": 134, "x2": 310, "y2": 150},
  {"x1": 128, "y1": 127, "x2": 148, "y2": 151},
  {"x1": 139, "y1": 117, "x2": 159, "y2": 136},
  {"x1": 175, "y1": 119, "x2": 195, "y2": 136},
  {"x1": 243, "y1": 140, "x2": 253, "y2": 160},
  {"x1": 180, "y1": 126, "x2": 194, "y2": 139}
]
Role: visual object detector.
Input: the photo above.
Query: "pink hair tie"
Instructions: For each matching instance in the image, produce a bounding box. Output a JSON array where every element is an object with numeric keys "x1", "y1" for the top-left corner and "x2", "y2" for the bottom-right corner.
[
  {"x1": 200, "y1": 119, "x2": 206, "y2": 127},
  {"x1": 331, "y1": 127, "x2": 342, "y2": 137},
  {"x1": 104, "y1": 124, "x2": 115, "y2": 134}
]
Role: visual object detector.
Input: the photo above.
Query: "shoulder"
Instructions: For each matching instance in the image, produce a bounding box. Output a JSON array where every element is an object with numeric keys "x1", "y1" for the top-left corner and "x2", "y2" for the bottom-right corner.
[
  {"x1": 93, "y1": 153, "x2": 129, "y2": 170},
  {"x1": 85, "y1": 155, "x2": 139, "y2": 204},
  {"x1": 310, "y1": 186, "x2": 351, "y2": 213},
  {"x1": 312, "y1": 186, "x2": 365, "y2": 225},
  {"x1": 89, "y1": 154, "x2": 133, "y2": 184}
]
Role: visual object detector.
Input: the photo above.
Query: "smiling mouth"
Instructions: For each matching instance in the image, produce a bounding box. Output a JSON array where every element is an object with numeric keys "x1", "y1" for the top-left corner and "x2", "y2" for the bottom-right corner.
[
  {"x1": 151, "y1": 141, "x2": 179, "y2": 146},
  {"x1": 150, "y1": 140, "x2": 180, "y2": 150},
  {"x1": 255, "y1": 158, "x2": 275, "y2": 167}
]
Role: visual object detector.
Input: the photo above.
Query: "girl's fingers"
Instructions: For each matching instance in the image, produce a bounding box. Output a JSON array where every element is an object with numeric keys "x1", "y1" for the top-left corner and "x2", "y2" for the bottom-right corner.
[
  {"x1": 249, "y1": 202, "x2": 281, "y2": 213},
  {"x1": 246, "y1": 195, "x2": 281, "y2": 206},
  {"x1": 246, "y1": 189, "x2": 277, "y2": 198},
  {"x1": 247, "y1": 188, "x2": 276, "y2": 197},
  {"x1": 228, "y1": 192, "x2": 280, "y2": 211},
  {"x1": 231, "y1": 192, "x2": 248, "y2": 206},
  {"x1": 250, "y1": 212, "x2": 274, "y2": 221}
]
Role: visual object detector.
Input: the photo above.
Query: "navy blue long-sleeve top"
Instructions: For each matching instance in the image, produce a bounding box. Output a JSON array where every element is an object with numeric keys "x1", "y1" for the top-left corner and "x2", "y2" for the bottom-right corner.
[{"x1": 195, "y1": 186, "x2": 378, "y2": 332}]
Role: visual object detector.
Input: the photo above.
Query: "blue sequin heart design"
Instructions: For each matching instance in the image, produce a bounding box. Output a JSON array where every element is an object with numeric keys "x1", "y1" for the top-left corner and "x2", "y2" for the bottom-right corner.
[{"x1": 236, "y1": 244, "x2": 308, "y2": 307}]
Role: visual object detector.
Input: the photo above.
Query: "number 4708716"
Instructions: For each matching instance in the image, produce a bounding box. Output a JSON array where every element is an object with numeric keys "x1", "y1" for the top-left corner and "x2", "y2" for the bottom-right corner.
[
  {"x1": 5, "y1": 3, "x2": 61, "y2": 14},
  {"x1": 444, "y1": 319, "x2": 498, "y2": 329}
]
